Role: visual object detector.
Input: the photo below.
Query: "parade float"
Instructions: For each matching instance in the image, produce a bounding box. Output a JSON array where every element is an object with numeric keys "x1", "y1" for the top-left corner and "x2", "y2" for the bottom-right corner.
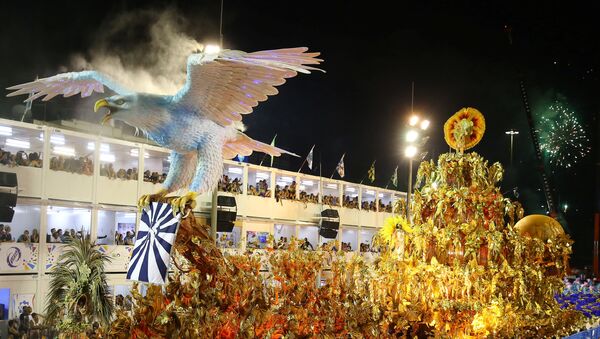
[{"x1": 105, "y1": 108, "x2": 589, "y2": 338}]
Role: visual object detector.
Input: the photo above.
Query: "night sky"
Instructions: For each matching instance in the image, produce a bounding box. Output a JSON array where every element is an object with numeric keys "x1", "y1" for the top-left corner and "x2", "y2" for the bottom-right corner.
[{"x1": 1, "y1": 1, "x2": 598, "y2": 266}]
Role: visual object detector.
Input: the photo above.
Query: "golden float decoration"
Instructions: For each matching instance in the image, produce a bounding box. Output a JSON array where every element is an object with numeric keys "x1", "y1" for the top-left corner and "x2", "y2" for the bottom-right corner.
[
  {"x1": 107, "y1": 108, "x2": 587, "y2": 338},
  {"x1": 515, "y1": 214, "x2": 565, "y2": 240},
  {"x1": 444, "y1": 107, "x2": 486, "y2": 152}
]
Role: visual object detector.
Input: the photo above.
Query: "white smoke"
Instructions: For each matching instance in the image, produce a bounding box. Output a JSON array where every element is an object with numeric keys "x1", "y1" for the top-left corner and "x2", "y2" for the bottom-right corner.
[{"x1": 70, "y1": 8, "x2": 205, "y2": 95}]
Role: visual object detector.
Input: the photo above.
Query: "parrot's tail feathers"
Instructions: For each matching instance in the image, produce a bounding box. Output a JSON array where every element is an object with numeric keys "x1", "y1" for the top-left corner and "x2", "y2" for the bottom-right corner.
[{"x1": 223, "y1": 133, "x2": 299, "y2": 160}]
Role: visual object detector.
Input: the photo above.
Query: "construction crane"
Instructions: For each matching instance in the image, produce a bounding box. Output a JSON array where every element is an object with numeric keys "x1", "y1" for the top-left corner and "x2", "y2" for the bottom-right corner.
[
  {"x1": 505, "y1": 25, "x2": 566, "y2": 231},
  {"x1": 517, "y1": 81, "x2": 557, "y2": 215}
]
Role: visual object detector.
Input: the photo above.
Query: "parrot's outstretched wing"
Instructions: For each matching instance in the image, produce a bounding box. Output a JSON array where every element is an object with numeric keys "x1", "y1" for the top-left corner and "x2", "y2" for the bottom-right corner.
[
  {"x1": 174, "y1": 47, "x2": 324, "y2": 127},
  {"x1": 223, "y1": 132, "x2": 299, "y2": 160},
  {"x1": 6, "y1": 70, "x2": 132, "y2": 102}
]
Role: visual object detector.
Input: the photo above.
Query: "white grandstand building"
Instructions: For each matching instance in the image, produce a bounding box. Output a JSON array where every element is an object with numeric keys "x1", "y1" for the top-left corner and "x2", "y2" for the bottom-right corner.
[{"x1": 0, "y1": 117, "x2": 405, "y2": 319}]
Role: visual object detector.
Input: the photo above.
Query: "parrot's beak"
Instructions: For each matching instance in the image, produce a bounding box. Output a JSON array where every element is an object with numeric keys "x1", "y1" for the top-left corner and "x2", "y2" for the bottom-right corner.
[
  {"x1": 94, "y1": 99, "x2": 112, "y2": 125},
  {"x1": 94, "y1": 99, "x2": 109, "y2": 112}
]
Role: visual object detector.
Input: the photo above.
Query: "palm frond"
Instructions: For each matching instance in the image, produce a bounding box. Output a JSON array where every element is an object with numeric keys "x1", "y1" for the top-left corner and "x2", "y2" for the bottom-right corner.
[{"x1": 45, "y1": 235, "x2": 114, "y2": 332}]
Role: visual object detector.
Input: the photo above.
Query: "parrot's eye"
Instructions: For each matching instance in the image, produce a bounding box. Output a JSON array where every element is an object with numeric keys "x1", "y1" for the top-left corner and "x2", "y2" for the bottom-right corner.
[{"x1": 115, "y1": 99, "x2": 125, "y2": 105}]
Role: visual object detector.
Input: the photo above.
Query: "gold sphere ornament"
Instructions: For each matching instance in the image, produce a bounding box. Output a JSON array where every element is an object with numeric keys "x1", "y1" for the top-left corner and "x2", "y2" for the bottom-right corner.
[
  {"x1": 444, "y1": 107, "x2": 486, "y2": 152},
  {"x1": 514, "y1": 214, "x2": 565, "y2": 241}
]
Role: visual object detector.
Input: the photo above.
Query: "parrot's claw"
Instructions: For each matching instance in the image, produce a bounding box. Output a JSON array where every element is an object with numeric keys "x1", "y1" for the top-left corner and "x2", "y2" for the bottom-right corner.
[
  {"x1": 171, "y1": 191, "x2": 198, "y2": 216},
  {"x1": 138, "y1": 189, "x2": 169, "y2": 211}
]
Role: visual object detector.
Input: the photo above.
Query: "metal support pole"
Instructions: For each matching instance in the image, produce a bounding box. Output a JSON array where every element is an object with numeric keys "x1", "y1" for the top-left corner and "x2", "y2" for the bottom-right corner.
[
  {"x1": 509, "y1": 134, "x2": 514, "y2": 166},
  {"x1": 407, "y1": 81, "x2": 414, "y2": 220},
  {"x1": 407, "y1": 159, "x2": 412, "y2": 219},
  {"x1": 505, "y1": 130, "x2": 519, "y2": 166},
  {"x1": 219, "y1": 0, "x2": 224, "y2": 47},
  {"x1": 210, "y1": 188, "x2": 218, "y2": 242}
]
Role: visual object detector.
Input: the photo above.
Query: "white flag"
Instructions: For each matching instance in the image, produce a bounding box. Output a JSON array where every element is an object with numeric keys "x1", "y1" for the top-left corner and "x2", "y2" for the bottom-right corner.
[
  {"x1": 336, "y1": 154, "x2": 345, "y2": 178},
  {"x1": 270, "y1": 134, "x2": 277, "y2": 167},
  {"x1": 307, "y1": 145, "x2": 315, "y2": 170}
]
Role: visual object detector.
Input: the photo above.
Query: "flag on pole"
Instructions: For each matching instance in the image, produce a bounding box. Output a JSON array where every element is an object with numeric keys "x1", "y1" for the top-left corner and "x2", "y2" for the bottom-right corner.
[
  {"x1": 259, "y1": 134, "x2": 277, "y2": 167},
  {"x1": 127, "y1": 202, "x2": 182, "y2": 285},
  {"x1": 391, "y1": 165, "x2": 398, "y2": 187},
  {"x1": 306, "y1": 145, "x2": 315, "y2": 170},
  {"x1": 269, "y1": 134, "x2": 277, "y2": 167},
  {"x1": 336, "y1": 154, "x2": 345, "y2": 178},
  {"x1": 367, "y1": 161, "x2": 376, "y2": 183}
]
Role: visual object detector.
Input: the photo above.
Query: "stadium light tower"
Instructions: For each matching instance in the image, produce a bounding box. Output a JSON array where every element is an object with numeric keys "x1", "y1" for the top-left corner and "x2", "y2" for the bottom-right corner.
[
  {"x1": 505, "y1": 129, "x2": 519, "y2": 165},
  {"x1": 404, "y1": 114, "x2": 429, "y2": 219}
]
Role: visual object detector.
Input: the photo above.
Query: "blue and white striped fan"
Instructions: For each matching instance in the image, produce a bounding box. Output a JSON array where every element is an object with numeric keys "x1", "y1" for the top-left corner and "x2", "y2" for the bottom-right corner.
[{"x1": 127, "y1": 202, "x2": 181, "y2": 285}]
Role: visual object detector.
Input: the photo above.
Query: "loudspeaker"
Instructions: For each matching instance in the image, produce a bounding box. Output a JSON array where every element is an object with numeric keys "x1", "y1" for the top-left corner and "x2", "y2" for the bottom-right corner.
[
  {"x1": 319, "y1": 228, "x2": 338, "y2": 239},
  {"x1": 0, "y1": 192, "x2": 17, "y2": 207},
  {"x1": 321, "y1": 209, "x2": 339, "y2": 219},
  {"x1": 319, "y1": 208, "x2": 340, "y2": 239},
  {"x1": 216, "y1": 195, "x2": 237, "y2": 233},
  {"x1": 217, "y1": 220, "x2": 235, "y2": 233},
  {"x1": 0, "y1": 172, "x2": 17, "y2": 223},
  {"x1": 321, "y1": 220, "x2": 339, "y2": 230},
  {"x1": 319, "y1": 208, "x2": 340, "y2": 230},
  {"x1": 217, "y1": 210, "x2": 236, "y2": 223},
  {"x1": 0, "y1": 206, "x2": 15, "y2": 222},
  {"x1": 217, "y1": 195, "x2": 237, "y2": 207},
  {"x1": 0, "y1": 172, "x2": 17, "y2": 187}
]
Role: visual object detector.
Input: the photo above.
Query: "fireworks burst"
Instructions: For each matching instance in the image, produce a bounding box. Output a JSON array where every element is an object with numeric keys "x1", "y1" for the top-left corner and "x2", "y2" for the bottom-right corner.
[{"x1": 538, "y1": 102, "x2": 590, "y2": 168}]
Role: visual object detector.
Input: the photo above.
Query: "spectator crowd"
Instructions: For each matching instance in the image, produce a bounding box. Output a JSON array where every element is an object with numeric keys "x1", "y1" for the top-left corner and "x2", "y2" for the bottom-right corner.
[
  {"x1": 114, "y1": 230, "x2": 136, "y2": 245},
  {"x1": 48, "y1": 153, "x2": 167, "y2": 184},
  {"x1": 0, "y1": 224, "x2": 40, "y2": 243},
  {"x1": 248, "y1": 179, "x2": 271, "y2": 197},
  {"x1": 47, "y1": 228, "x2": 89, "y2": 243},
  {"x1": 360, "y1": 242, "x2": 380, "y2": 252},
  {"x1": 1, "y1": 225, "x2": 136, "y2": 245},
  {"x1": 6, "y1": 294, "x2": 134, "y2": 338},
  {"x1": 50, "y1": 155, "x2": 93, "y2": 175},
  {"x1": 101, "y1": 165, "x2": 166, "y2": 184},
  {"x1": 276, "y1": 236, "x2": 290, "y2": 249},
  {"x1": 115, "y1": 293, "x2": 133, "y2": 311},
  {"x1": 275, "y1": 181, "x2": 297, "y2": 201},
  {"x1": 144, "y1": 170, "x2": 167, "y2": 184},
  {"x1": 0, "y1": 148, "x2": 42, "y2": 168},
  {"x1": 218, "y1": 175, "x2": 243, "y2": 194},
  {"x1": 300, "y1": 237, "x2": 315, "y2": 250},
  {"x1": 100, "y1": 164, "x2": 138, "y2": 181},
  {"x1": 379, "y1": 200, "x2": 393, "y2": 213},
  {"x1": 361, "y1": 200, "x2": 378, "y2": 212},
  {"x1": 298, "y1": 190, "x2": 319, "y2": 204},
  {"x1": 7, "y1": 306, "x2": 49, "y2": 339},
  {"x1": 343, "y1": 195, "x2": 360, "y2": 209},
  {"x1": 322, "y1": 194, "x2": 339, "y2": 206}
]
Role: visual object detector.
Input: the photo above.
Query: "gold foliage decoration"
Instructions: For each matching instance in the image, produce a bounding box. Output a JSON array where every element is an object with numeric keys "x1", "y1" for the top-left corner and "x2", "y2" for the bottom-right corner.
[{"x1": 105, "y1": 150, "x2": 587, "y2": 338}]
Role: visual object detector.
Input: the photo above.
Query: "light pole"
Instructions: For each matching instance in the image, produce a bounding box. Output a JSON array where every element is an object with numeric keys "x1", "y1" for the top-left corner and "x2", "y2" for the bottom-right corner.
[
  {"x1": 405, "y1": 115, "x2": 429, "y2": 219},
  {"x1": 505, "y1": 129, "x2": 519, "y2": 166},
  {"x1": 405, "y1": 145, "x2": 417, "y2": 218}
]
